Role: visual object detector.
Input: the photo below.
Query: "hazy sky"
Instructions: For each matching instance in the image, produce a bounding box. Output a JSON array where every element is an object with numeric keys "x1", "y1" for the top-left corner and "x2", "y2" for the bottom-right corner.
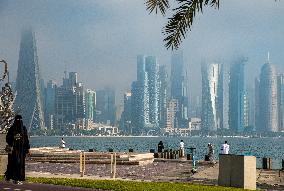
[{"x1": 0, "y1": 0, "x2": 284, "y2": 104}]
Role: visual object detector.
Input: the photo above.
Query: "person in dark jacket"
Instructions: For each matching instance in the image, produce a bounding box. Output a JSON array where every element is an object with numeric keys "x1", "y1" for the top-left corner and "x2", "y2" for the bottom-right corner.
[
  {"x1": 5, "y1": 115, "x2": 30, "y2": 185},
  {"x1": 158, "y1": 141, "x2": 164, "y2": 152}
]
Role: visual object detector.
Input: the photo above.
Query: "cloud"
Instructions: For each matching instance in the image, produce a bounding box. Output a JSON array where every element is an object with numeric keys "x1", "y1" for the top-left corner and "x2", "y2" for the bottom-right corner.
[{"x1": 0, "y1": 0, "x2": 284, "y2": 102}]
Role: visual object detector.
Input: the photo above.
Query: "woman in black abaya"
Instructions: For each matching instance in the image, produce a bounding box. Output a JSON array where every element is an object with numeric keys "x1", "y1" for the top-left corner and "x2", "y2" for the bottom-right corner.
[{"x1": 5, "y1": 115, "x2": 30, "y2": 184}]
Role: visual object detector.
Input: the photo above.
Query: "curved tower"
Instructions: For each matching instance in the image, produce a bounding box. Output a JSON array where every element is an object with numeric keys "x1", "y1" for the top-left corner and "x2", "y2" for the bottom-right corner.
[
  {"x1": 14, "y1": 29, "x2": 45, "y2": 132},
  {"x1": 259, "y1": 58, "x2": 278, "y2": 132},
  {"x1": 201, "y1": 63, "x2": 222, "y2": 131}
]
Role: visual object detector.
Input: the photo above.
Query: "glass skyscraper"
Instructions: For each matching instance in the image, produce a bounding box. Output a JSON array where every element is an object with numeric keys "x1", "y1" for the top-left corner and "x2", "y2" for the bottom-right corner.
[
  {"x1": 229, "y1": 60, "x2": 246, "y2": 133},
  {"x1": 201, "y1": 63, "x2": 223, "y2": 131},
  {"x1": 259, "y1": 59, "x2": 278, "y2": 132},
  {"x1": 170, "y1": 52, "x2": 189, "y2": 128}
]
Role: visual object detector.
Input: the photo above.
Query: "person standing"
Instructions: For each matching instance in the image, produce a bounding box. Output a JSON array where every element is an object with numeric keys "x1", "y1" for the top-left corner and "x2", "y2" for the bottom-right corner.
[
  {"x1": 207, "y1": 143, "x2": 215, "y2": 162},
  {"x1": 220, "y1": 141, "x2": 230, "y2": 154},
  {"x1": 157, "y1": 141, "x2": 164, "y2": 153},
  {"x1": 5, "y1": 115, "x2": 30, "y2": 185},
  {"x1": 60, "y1": 137, "x2": 66, "y2": 148},
  {"x1": 180, "y1": 140, "x2": 185, "y2": 157}
]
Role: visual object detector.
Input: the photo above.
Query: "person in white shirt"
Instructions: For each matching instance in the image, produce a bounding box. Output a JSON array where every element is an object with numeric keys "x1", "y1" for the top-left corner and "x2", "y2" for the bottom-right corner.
[
  {"x1": 180, "y1": 140, "x2": 185, "y2": 157},
  {"x1": 60, "y1": 138, "x2": 66, "y2": 148},
  {"x1": 220, "y1": 141, "x2": 229, "y2": 154}
]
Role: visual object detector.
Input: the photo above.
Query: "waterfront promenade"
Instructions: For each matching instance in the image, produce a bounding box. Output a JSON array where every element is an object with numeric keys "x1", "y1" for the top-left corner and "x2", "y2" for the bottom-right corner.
[
  {"x1": 24, "y1": 160, "x2": 284, "y2": 190},
  {"x1": 1, "y1": 147, "x2": 284, "y2": 190}
]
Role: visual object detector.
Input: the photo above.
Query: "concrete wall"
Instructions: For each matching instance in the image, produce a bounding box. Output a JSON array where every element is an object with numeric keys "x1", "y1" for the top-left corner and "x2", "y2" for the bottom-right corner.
[
  {"x1": 0, "y1": 133, "x2": 6, "y2": 150},
  {"x1": 218, "y1": 154, "x2": 256, "y2": 190},
  {"x1": 0, "y1": 155, "x2": 8, "y2": 175}
]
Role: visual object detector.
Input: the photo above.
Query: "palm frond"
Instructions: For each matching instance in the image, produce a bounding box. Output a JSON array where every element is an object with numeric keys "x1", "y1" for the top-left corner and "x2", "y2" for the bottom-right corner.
[
  {"x1": 146, "y1": 0, "x2": 170, "y2": 16},
  {"x1": 163, "y1": 0, "x2": 219, "y2": 50}
]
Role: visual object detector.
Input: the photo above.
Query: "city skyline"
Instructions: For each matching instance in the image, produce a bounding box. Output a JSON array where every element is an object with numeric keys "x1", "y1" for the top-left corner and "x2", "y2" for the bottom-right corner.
[{"x1": 1, "y1": 0, "x2": 284, "y2": 104}]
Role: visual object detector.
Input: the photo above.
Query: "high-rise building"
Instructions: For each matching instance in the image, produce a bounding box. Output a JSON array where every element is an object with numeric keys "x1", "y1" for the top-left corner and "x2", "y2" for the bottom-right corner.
[
  {"x1": 201, "y1": 63, "x2": 223, "y2": 131},
  {"x1": 158, "y1": 65, "x2": 168, "y2": 128},
  {"x1": 170, "y1": 52, "x2": 189, "y2": 128},
  {"x1": 254, "y1": 78, "x2": 260, "y2": 130},
  {"x1": 243, "y1": 91, "x2": 249, "y2": 128},
  {"x1": 131, "y1": 55, "x2": 160, "y2": 134},
  {"x1": 54, "y1": 72, "x2": 86, "y2": 133},
  {"x1": 229, "y1": 60, "x2": 246, "y2": 133},
  {"x1": 95, "y1": 88, "x2": 116, "y2": 126},
  {"x1": 259, "y1": 57, "x2": 278, "y2": 132},
  {"x1": 277, "y1": 74, "x2": 284, "y2": 132},
  {"x1": 14, "y1": 28, "x2": 45, "y2": 132},
  {"x1": 165, "y1": 99, "x2": 178, "y2": 130},
  {"x1": 120, "y1": 92, "x2": 132, "y2": 134},
  {"x1": 145, "y1": 56, "x2": 159, "y2": 126},
  {"x1": 221, "y1": 64, "x2": 229, "y2": 129},
  {"x1": 85, "y1": 89, "x2": 95, "y2": 120},
  {"x1": 45, "y1": 80, "x2": 57, "y2": 129}
]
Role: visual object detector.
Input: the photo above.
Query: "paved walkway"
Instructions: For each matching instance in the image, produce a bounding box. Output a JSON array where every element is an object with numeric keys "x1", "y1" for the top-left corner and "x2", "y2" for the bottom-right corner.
[{"x1": 0, "y1": 181, "x2": 106, "y2": 191}]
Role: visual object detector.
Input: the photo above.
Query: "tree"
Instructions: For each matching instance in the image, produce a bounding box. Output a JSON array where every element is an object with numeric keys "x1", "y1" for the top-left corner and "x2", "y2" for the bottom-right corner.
[{"x1": 146, "y1": 0, "x2": 220, "y2": 50}]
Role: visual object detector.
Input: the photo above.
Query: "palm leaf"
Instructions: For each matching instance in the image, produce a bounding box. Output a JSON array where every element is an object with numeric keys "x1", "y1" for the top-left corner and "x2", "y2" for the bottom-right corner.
[
  {"x1": 163, "y1": 0, "x2": 219, "y2": 50},
  {"x1": 146, "y1": 0, "x2": 170, "y2": 16}
]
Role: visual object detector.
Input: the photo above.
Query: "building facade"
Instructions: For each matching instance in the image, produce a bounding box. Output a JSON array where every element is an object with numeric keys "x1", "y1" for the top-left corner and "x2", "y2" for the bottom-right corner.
[
  {"x1": 14, "y1": 28, "x2": 45, "y2": 132},
  {"x1": 259, "y1": 61, "x2": 278, "y2": 132},
  {"x1": 170, "y1": 52, "x2": 189, "y2": 128},
  {"x1": 277, "y1": 74, "x2": 284, "y2": 132},
  {"x1": 229, "y1": 60, "x2": 246, "y2": 133},
  {"x1": 201, "y1": 63, "x2": 223, "y2": 131}
]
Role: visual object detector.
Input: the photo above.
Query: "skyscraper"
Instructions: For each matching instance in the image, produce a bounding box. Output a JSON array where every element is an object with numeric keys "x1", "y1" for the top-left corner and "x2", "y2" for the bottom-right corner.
[
  {"x1": 120, "y1": 92, "x2": 132, "y2": 134},
  {"x1": 131, "y1": 55, "x2": 160, "y2": 134},
  {"x1": 45, "y1": 80, "x2": 57, "y2": 129},
  {"x1": 254, "y1": 78, "x2": 260, "y2": 130},
  {"x1": 85, "y1": 89, "x2": 95, "y2": 120},
  {"x1": 259, "y1": 57, "x2": 278, "y2": 132},
  {"x1": 14, "y1": 29, "x2": 45, "y2": 131},
  {"x1": 170, "y1": 52, "x2": 189, "y2": 128},
  {"x1": 95, "y1": 88, "x2": 116, "y2": 126},
  {"x1": 201, "y1": 63, "x2": 223, "y2": 131},
  {"x1": 54, "y1": 72, "x2": 86, "y2": 133},
  {"x1": 145, "y1": 56, "x2": 159, "y2": 126},
  {"x1": 158, "y1": 65, "x2": 168, "y2": 129},
  {"x1": 277, "y1": 74, "x2": 284, "y2": 132},
  {"x1": 229, "y1": 59, "x2": 246, "y2": 133}
]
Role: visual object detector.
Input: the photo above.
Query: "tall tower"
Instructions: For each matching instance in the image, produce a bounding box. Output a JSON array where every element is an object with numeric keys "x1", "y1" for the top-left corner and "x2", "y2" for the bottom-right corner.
[
  {"x1": 229, "y1": 59, "x2": 246, "y2": 133},
  {"x1": 14, "y1": 29, "x2": 45, "y2": 131},
  {"x1": 277, "y1": 74, "x2": 284, "y2": 131},
  {"x1": 145, "y1": 56, "x2": 159, "y2": 126},
  {"x1": 201, "y1": 63, "x2": 222, "y2": 131},
  {"x1": 170, "y1": 52, "x2": 189, "y2": 128},
  {"x1": 259, "y1": 54, "x2": 278, "y2": 132}
]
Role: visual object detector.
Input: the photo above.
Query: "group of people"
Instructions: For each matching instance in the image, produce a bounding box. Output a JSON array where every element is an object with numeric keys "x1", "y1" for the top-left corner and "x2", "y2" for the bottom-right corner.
[{"x1": 157, "y1": 140, "x2": 230, "y2": 162}]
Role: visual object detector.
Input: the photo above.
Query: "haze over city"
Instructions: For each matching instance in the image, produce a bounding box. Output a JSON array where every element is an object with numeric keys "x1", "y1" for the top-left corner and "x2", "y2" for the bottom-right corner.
[{"x1": 1, "y1": 0, "x2": 284, "y2": 103}]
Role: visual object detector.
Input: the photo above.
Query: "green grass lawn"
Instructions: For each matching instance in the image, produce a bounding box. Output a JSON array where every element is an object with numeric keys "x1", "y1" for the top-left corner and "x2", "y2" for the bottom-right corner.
[{"x1": 1, "y1": 176, "x2": 246, "y2": 191}]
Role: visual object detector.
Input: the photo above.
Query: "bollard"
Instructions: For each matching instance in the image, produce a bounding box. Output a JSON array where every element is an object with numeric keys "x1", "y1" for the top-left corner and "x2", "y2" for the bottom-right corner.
[
  {"x1": 205, "y1": 155, "x2": 210, "y2": 161},
  {"x1": 164, "y1": 150, "x2": 168, "y2": 159},
  {"x1": 110, "y1": 153, "x2": 117, "y2": 179},
  {"x1": 154, "y1": 153, "x2": 159, "y2": 158},
  {"x1": 80, "y1": 152, "x2": 86, "y2": 177},
  {"x1": 187, "y1": 154, "x2": 192, "y2": 160},
  {"x1": 262, "y1": 158, "x2": 272, "y2": 170},
  {"x1": 170, "y1": 149, "x2": 174, "y2": 159}
]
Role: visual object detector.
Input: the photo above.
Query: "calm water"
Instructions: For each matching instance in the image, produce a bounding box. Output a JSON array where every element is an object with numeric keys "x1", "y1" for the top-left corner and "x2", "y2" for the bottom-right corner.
[{"x1": 30, "y1": 136, "x2": 284, "y2": 169}]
